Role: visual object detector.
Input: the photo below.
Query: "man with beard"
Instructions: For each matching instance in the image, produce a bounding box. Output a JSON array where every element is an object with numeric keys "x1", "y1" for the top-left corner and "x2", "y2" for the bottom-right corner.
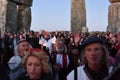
[{"x1": 51, "y1": 38, "x2": 70, "y2": 80}]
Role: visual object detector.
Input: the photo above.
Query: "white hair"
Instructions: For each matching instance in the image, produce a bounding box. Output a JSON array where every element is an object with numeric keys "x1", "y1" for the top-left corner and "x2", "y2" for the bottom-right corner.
[{"x1": 13, "y1": 43, "x2": 32, "y2": 56}]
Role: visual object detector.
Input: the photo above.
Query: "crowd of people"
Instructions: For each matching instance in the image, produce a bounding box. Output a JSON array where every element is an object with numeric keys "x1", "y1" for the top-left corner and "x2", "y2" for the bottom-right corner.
[{"x1": 0, "y1": 30, "x2": 120, "y2": 80}]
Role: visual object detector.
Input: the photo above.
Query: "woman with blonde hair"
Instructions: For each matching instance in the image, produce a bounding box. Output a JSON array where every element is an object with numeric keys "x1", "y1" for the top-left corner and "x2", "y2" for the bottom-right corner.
[{"x1": 16, "y1": 50, "x2": 54, "y2": 80}]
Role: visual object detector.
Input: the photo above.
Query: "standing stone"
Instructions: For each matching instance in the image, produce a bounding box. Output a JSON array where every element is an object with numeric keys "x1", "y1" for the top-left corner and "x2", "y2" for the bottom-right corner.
[
  {"x1": 6, "y1": 0, "x2": 17, "y2": 33},
  {"x1": 107, "y1": 1, "x2": 120, "y2": 33},
  {"x1": 17, "y1": 5, "x2": 31, "y2": 32},
  {"x1": 7, "y1": 0, "x2": 33, "y2": 33},
  {"x1": 71, "y1": 0, "x2": 86, "y2": 33},
  {"x1": 0, "y1": 0, "x2": 8, "y2": 37}
]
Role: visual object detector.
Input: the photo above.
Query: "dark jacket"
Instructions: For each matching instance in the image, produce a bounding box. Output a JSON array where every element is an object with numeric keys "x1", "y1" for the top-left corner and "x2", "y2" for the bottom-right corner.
[
  {"x1": 104, "y1": 65, "x2": 120, "y2": 80},
  {"x1": 0, "y1": 64, "x2": 10, "y2": 80},
  {"x1": 16, "y1": 72, "x2": 54, "y2": 80}
]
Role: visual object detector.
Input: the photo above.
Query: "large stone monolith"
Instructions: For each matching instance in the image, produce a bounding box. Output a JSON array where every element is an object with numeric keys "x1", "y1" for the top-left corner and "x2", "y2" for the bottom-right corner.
[
  {"x1": 17, "y1": 5, "x2": 31, "y2": 32},
  {"x1": 71, "y1": 0, "x2": 87, "y2": 33},
  {"x1": 6, "y1": 0, "x2": 17, "y2": 33},
  {"x1": 107, "y1": 1, "x2": 120, "y2": 33},
  {"x1": 0, "y1": 0, "x2": 8, "y2": 37},
  {"x1": 6, "y1": 0, "x2": 33, "y2": 33}
]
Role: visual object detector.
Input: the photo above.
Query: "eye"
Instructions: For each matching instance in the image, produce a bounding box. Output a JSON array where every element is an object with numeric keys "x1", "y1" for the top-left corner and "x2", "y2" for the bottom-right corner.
[
  {"x1": 27, "y1": 63, "x2": 32, "y2": 66},
  {"x1": 26, "y1": 44, "x2": 30, "y2": 47},
  {"x1": 20, "y1": 44, "x2": 25, "y2": 47},
  {"x1": 22, "y1": 45, "x2": 25, "y2": 47},
  {"x1": 35, "y1": 63, "x2": 41, "y2": 67},
  {"x1": 94, "y1": 47, "x2": 100, "y2": 51},
  {"x1": 86, "y1": 48, "x2": 91, "y2": 52}
]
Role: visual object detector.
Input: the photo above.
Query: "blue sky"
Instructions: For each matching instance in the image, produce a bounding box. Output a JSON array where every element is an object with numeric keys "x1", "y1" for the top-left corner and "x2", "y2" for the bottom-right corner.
[{"x1": 31, "y1": 0, "x2": 110, "y2": 32}]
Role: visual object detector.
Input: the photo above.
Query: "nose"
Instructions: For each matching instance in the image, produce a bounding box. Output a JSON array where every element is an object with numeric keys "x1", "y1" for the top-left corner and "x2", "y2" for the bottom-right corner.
[
  {"x1": 91, "y1": 50, "x2": 96, "y2": 56},
  {"x1": 31, "y1": 65, "x2": 35, "y2": 71},
  {"x1": 24, "y1": 46, "x2": 29, "y2": 51}
]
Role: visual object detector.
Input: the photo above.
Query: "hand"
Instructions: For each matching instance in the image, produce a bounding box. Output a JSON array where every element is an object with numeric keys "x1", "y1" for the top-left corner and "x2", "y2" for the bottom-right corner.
[
  {"x1": 74, "y1": 33, "x2": 81, "y2": 43},
  {"x1": 72, "y1": 49, "x2": 79, "y2": 56},
  {"x1": 39, "y1": 30, "x2": 45, "y2": 35}
]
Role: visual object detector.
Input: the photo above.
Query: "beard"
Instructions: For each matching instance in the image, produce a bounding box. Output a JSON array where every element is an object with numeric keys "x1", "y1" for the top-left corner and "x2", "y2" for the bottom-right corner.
[{"x1": 56, "y1": 47, "x2": 64, "y2": 53}]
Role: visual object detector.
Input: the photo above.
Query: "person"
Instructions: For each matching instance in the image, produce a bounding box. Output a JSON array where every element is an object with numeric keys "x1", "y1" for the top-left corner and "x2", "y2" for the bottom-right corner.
[
  {"x1": 51, "y1": 38, "x2": 70, "y2": 80},
  {"x1": 112, "y1": 32, "x2": 120, "y2": 70},
  {"x1": 39, "y1": 31, "x2": 56, "y2": 51},
  {"x1": 8, "y1": 39, "x2": 32, "y2": 80},
  {"x1": 67, "y1": 36, "x2": 112, "y2": 80},
  {"x1": 104, "y1": 65, "x2": 120, "y2": 80},
  {"x1": 69, "y1": 33, "x2": 82, "y2": 70},
  {"x1": 16, "y1": 50, "x2": 54, "y2": 80},
  {"x1": 26, "y1": 31, "x2": 40, "y2": 48}
]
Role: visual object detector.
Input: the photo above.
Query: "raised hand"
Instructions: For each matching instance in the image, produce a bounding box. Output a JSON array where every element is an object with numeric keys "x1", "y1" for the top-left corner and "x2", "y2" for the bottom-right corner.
[{"x1": 74, "y1": 33, "x2": 81, "y2": 44}]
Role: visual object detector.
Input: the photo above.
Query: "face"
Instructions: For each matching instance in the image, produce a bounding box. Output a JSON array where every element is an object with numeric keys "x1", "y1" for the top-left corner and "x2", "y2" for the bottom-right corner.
[
  {"x1": 84, "y1": 43, "x2": 103, "y2": 65},
  {"x1": 111, "y1": 37, "x2": 117, "y2": 44},
  {"x1": 44, "y1": 34, "x2": 50, "y2": 40},
  {"x1": 18, "y1": 41, "x2": 30, "y2": 57},
  {"x1": 56, "y1": 41, "x2": 64, "y2": 52},
  {"x1": 26, "y1": 56, "x2": 42, "y2": 79}
]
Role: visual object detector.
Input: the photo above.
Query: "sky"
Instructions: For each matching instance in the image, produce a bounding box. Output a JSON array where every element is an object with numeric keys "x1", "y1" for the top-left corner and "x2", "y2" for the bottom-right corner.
[{"x1": 31, "y1": 0, "x2": 110, "y2": 32}]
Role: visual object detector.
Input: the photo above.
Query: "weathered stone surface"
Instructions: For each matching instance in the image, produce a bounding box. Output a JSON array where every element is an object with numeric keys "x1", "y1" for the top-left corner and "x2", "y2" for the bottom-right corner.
[
  {"x1": 5, "y1": 0, "x2": 32, "y2": 33},
  {"x1": 107, "y1": 3, "x2": 120, "y2": 33},
  {"x1": 0, "y1": 0, "x2": 7, "y2": 37},
  {"x1": 109, "y1": 0, "x2": 120, "y2": 3},
  {"x1": 8, "y1": 0, "x2": 33, "y2": 6},
  {"x1": 17, "y1": 5, "x2": 31, "y2": 32},
  {"x1": 6, "y1": 0, "x2": 17, "y2": 33},
  {"x1": 71, "y1": 0, "x2": 86, "y2": 33}
]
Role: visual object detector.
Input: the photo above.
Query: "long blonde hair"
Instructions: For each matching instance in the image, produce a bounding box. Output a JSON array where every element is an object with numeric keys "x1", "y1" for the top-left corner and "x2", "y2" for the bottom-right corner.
[{"x1": 22, "y1": 50, "x2": 51, "y2": 74}]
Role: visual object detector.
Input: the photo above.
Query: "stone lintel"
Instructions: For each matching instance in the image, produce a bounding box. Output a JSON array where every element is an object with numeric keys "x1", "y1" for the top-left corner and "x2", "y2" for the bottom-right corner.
[
  {"x1": 8, "y1": 0, "x2": 33, "y2": 6},
  {"x1": 109, "y1": 0, "x2": 120, "y2": 3}
]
